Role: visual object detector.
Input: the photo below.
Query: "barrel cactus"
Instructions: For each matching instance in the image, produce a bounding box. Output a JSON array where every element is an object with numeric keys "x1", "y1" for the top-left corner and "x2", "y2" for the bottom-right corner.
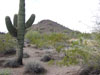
[{"x1": 5, "y1": 0, "x2": 35, "y2": 65}]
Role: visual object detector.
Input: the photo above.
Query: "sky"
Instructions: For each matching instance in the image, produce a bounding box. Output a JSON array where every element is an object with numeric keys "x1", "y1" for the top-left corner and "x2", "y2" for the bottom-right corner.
[{"x1": 0, "y1": 0, "x2": 99, "y2": 33}]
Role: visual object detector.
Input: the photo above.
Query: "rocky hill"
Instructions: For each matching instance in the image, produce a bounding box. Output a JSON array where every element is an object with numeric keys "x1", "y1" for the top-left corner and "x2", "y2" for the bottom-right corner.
[{"x1": 30, "y1": 20, "x2": 75, "y2": 34}]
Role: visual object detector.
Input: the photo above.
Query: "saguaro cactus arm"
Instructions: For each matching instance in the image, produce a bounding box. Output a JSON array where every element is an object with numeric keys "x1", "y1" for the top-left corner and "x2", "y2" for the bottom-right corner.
[
  {"x1": 13, "y1": 14, "x2": 18, "y2": 28},
  {"x1": 25, "y1": 14, "x2": 35, "y2": 28},
  {"x1": 5, "y1": 16, "x2": 17, "y2": 37}
]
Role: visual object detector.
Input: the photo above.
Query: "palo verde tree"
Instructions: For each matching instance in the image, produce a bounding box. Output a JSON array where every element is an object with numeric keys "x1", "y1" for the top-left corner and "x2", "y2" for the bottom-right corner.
[{"x1": 5, "y1": 0, "x2": 35, "y2": 65}]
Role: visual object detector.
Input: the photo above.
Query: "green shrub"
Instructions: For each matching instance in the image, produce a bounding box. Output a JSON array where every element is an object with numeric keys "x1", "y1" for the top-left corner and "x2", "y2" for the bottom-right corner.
[
  {"x1": 25, "y1": 31, "x2": 46, "y2": 48},
  {"x1": 48, "y1": 33, "x2": 68, "y2": 44},
  {"x1": 71, "y1": 40, "x2": 79, "y2": 46},
  {"x1": 48, "y1": 60, "x2": 55, "y2": 65},
  {"x1": 32, "y1": 39, "x2": 46, "y2": 48},
  {"x1": 57, "y1": 48, "x2": 91, "y2": 66},
  {"x1": 25, "y1": 31, "x2": 69, "y2": 49},
  {"x1": 79, "y1": 55, "x2": 100, "y2": 75},
  {"x1": 0, "y1": 69, "x2": 11, "y2": 75},
  {"x1": 46, "y1": 33, "x2": 68, "y2": 50},
  {"x1": 0, "y1": 33, "x2": 17, "y2": 55},
  {"x1": 25, "y1": 31, "x2": 41, "y2": 43},
  {"x1": 55, "y1": 44, "x2": 65, "y2": 53}
]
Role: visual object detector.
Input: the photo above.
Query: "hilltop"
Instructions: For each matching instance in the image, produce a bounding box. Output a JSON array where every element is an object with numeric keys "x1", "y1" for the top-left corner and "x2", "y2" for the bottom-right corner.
[{"x1": 30, "y1": 19, "x2": 76, "y2": 34}]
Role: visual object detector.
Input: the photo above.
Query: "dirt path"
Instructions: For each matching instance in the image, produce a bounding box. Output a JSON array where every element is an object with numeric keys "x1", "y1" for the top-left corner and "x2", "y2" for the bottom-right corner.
[{"x1": 0, "y1": 46, "x2": 80, "y2": 75}]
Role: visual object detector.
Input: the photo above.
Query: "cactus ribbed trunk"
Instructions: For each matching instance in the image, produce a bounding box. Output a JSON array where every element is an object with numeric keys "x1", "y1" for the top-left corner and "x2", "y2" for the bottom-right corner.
[
  {"x1": 5, "y1": 0, "x2": 35, "y2": 66},
  {"x1": 16, "y1": 0, "x2": 25, "y2": 65}
]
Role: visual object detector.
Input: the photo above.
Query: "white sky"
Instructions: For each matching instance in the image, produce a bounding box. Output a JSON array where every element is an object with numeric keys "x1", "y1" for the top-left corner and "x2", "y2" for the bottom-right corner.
[{"x1": 0, "y1": 0, "x2": 99, "y2": 33}]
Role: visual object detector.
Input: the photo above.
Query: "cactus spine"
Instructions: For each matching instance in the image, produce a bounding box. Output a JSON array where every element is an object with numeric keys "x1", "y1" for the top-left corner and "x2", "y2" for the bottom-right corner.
[{"x1": 5, "y1": 0, "x2": 35, "y2": 65}]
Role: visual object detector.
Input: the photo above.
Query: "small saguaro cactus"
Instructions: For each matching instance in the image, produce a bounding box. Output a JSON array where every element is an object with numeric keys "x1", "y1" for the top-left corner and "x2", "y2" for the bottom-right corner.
[{"x1": 5, "y1": 0, "x2": 35, "y2": 65}]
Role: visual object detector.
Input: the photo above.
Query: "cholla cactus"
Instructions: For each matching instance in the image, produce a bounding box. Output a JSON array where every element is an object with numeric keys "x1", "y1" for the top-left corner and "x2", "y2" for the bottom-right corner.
[{"x1": 5, "y1": 0, "x2": 35, "y2": 65}]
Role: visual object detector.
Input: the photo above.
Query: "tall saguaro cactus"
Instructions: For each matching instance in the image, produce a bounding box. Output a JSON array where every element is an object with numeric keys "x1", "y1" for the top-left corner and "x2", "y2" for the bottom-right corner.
[{"x1": 5, "y1": 0, "x2": 35, "y2": 65}]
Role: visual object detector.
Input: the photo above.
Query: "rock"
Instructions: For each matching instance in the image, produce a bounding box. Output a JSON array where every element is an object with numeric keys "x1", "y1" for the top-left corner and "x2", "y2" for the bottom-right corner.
[
  {"x1": 41, "y1": 54, "x2": 52, "y2": 62},
  {"x1": 23, "y1": 53, "x2": 30, "y2": 58}
]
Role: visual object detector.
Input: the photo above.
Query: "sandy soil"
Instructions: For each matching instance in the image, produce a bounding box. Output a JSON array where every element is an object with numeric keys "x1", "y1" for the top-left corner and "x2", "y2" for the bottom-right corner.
[{"x1": 0, "y1": 46, "x2": 81, "y2": 75}]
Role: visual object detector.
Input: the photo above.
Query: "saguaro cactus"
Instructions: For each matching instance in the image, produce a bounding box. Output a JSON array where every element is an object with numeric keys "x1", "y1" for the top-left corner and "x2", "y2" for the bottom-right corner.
[{"x1": 5, "y1": 0, "x2": 35, "y2": 65}]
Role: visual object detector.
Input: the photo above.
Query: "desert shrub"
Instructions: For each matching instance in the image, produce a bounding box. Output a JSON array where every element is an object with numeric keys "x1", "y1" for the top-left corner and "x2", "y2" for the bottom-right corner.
[
  {"x1": 25, "y1": 31, "x2": 41, "y2": 43},
  {"x1": 55, "y1": 43, "x2": 65, "y2": 53},
  {"x1": 48, "y1": 33, "x2": 68, "y2": 44},
  {"x1": 56, "y1": 48, "x2": 91, "y2": 66},
  {"x1": 79, "y1": 66, "x2": 100, "y2": 75},
  {"x1": 0, "y1": 69, "x2": 11, "y2": 75},
  {"x1": 76, "y1": 32, "x2": 92, "y2": 39},
  {"x1": 33, "y1": 39, "x2": 46, "y2": 48},
  {"x1": 93, "y1": 33, "x2": 100, "y2": 46},
  {"x1": 25, "y1": 31, "x2": 69, "y2": 49},
  {"x1": 42, "y1": 33, "x2": 68, "y2": 49},
  {"x1": 1, "y1": 48, "x2": 16, "y2": 56},
  {"x1": 78, "y1": 55, "x2": 100, "y2": 75},
  {"x1": 24, "y1": 61, "x2": 46, "y2": 74},
  {"x1": 71, "y1": 40, "x2": 79, "y2": 46},
  {"x1": 48, "y1": 60, "x2": 55, "y2": 65},
  {"x1": 3, "y1": 60, "x2": 20, "y2": 68},
  {"x1": 25, "y1": 31, "x2": 46, "y2": 48},
  {"x1": 0, "y1": 33, "x2": 17, "y2": 56},
  {"x1": 45, "y1": 33, "x2": 69, "y2": 51}
]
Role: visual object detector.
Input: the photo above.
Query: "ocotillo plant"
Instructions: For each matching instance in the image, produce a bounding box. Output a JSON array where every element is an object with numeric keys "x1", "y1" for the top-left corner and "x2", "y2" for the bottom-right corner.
[{"x1": 5, "y1": 0, "x2": 35, "y2": 65}]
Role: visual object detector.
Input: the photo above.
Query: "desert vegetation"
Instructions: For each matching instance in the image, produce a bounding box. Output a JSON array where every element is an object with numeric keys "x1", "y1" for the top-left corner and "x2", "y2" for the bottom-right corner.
[
  {"x1": 0, "y1": 0, "x2": 100, "y2": 75},
  {"x1": 0, "y1": 33, "x2": 16, "y2": 57},
  {"x1": 1, "y1": 28, "x2": 100, "y2": 75}
]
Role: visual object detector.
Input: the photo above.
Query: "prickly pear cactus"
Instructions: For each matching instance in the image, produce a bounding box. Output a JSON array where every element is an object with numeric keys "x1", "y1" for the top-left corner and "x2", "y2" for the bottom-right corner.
[{"x1": 5, "y1": 0, "x2": 35, "y2": 65}]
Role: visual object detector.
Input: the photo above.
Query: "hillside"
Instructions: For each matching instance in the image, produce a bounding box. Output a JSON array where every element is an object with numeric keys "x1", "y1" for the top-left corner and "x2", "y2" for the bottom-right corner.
[{"x1": 30, "y1": 20, "x2": 75, "y2": 34}]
